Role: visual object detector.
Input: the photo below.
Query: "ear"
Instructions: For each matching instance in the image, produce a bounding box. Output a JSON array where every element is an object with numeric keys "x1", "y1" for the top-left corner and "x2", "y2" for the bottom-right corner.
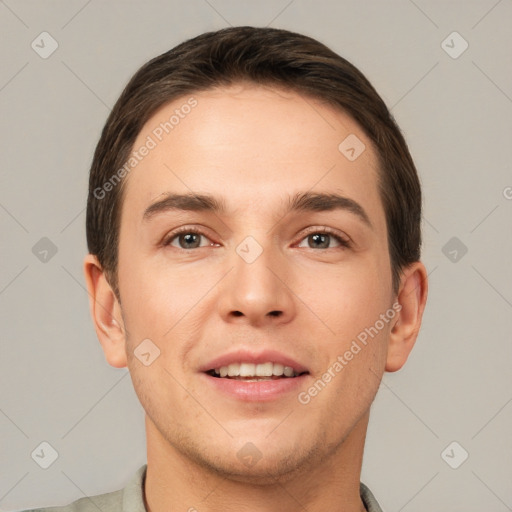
[
  {"x1": 385, "y1": 261, "x2": 428, "y2": 372},
  {"x1": 83, "y1": 254, "x2": 127, "y2": 368}
]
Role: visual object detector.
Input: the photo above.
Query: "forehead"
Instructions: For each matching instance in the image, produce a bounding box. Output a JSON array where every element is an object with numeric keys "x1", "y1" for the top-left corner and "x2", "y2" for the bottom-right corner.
[{"x1": 120, "y1": 83, "x2": 386, "y2": 234}]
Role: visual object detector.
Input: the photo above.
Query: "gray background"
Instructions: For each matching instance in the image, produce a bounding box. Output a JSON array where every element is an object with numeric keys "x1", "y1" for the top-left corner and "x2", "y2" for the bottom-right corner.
[{"x1": 1, "y1": 0, "x2": 511, "y2": 510}]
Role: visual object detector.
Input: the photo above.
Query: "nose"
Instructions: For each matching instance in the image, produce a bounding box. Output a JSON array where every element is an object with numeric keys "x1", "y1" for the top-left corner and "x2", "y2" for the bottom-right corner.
[{"x1": 216, "y1": 240, "x2": 296, "y2": 327}]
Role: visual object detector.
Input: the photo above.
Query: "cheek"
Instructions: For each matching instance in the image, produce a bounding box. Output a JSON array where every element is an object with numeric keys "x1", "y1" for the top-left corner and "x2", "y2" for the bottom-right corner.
[
  {"x1": 304, "y1": 257, "x2": 392, "y2": 395},
  {"x1": 117, "y1": 243, "x2": 178, "y2": 329},
  {"x1": 127, "y1": 357, "x2": 175, "y2": 427},
  {"x1": 326, "y1": 318, "x2": 391, "y2": 408},
  {"x1": 310, "y1": 258, "x2": 390, "y2": 333},
  {"x1": 118, "y1": 255, "x2": 215, "y2": 374}
]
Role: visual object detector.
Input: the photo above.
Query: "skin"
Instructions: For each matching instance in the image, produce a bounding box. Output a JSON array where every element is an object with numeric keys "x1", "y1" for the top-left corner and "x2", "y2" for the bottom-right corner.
[{"x1": 84, "y1": 83, "x2": 428, "y2": 512}]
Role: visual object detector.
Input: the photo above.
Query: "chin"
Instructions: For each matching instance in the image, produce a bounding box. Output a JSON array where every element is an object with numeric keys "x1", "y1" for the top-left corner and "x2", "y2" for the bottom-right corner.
[
  {"x1": 177, "y1": 432, "x2": 325, "y2": 485},
  {"x1": 197, "y1": 449, "x2": 316, "y2": 485}
]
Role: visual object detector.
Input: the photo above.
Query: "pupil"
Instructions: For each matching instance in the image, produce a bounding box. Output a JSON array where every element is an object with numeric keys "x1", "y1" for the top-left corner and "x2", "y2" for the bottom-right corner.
[
  {"x1": 181, "y1": 233, "x2": 199, "y2": 248},
  {"x1": 310, "y1": 233, "x2": 328, "y2": 249}
]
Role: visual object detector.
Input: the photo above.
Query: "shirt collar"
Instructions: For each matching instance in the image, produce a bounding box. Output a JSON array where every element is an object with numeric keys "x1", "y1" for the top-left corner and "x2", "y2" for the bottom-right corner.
[
  {"x1": 360, "y1": 481, "x2": 384, "y2": 512},
  {"x1": 122, "y1": 463, "x2": 148, "y2": 512}
]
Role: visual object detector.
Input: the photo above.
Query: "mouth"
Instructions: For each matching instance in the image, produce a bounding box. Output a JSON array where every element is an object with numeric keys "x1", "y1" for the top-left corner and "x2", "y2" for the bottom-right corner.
[
  {"x1": 205, "y1": 361, "x2": 309, "y2": 382},
  {"x1": 200, "y1": 349, "x2": 310, "y2": 401}
]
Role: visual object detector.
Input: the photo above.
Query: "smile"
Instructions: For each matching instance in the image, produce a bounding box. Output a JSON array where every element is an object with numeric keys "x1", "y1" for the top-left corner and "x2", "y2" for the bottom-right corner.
[{"x1": 207, "y1": 361, "x2": 306, "y2": 379}]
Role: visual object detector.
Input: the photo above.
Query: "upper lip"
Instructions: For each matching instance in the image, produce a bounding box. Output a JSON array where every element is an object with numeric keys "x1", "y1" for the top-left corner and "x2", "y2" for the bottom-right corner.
[{"x1": 200, "y1": 349, "x2": 309, "y2": 374}]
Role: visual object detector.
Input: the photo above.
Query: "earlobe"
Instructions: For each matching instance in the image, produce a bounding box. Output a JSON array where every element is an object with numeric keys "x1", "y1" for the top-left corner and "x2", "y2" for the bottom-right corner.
[
  {"x1": 83, "y1": 254, "x2": 128, "y2": 369},
  {"x1": 385, "y1": 261, "x2": 428, "y2": 372}
]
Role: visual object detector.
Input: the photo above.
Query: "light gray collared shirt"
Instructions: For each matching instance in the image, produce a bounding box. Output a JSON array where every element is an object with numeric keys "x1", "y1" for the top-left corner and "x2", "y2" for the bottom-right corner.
[{"x1": 20, "y1": 464, "x2": 384, "y2": 512}]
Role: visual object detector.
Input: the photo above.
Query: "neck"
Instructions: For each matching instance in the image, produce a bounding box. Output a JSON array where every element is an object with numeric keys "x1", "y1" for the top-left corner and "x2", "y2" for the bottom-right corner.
[{"x1": 143, "y1": 413, "x2": 369, "y2": 512}]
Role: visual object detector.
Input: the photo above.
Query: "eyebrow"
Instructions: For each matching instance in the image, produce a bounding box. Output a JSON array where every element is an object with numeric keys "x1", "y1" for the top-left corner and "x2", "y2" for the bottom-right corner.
[{"x1": 142, "y1": 191, "x2": 373, "y2": 229}]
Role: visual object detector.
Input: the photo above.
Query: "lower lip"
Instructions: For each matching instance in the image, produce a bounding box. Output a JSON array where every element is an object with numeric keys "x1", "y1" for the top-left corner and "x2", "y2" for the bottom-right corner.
[{"x1": 200, "y1": 372, "x2": 309, "y2": 402}]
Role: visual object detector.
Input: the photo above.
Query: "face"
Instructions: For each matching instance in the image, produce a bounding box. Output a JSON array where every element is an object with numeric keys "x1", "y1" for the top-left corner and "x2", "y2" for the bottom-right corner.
[{"x1": 116, "y1": 83, "x2": 395, "y2": 481}]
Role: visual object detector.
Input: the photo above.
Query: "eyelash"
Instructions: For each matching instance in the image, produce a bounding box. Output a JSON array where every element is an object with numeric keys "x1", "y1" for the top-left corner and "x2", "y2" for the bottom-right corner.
[{"x1": 162, "y1": 226, "x2": 352, "y2": 250}]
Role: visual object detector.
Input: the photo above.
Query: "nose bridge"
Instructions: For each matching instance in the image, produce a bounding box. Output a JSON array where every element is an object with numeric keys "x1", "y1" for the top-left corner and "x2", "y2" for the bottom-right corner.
[{"x1": 218, "y1": 232, "x2": 295, "y2": 325}]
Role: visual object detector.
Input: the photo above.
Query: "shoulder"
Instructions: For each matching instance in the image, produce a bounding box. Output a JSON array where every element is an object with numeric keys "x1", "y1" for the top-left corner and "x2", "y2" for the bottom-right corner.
[
  {"x1": 15, "y1": 487, "x2": 123, "y2": 512},
  {"x1": 15, "y1": 464, "x2": 147, "y2": 512}
]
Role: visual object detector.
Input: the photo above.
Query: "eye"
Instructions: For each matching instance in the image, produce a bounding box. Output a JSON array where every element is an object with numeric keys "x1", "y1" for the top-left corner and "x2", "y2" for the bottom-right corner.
[
  {"x1": 296, "y1": 229, "x2": 351, "y2": 250},
  {"x1": 163, "y1": 228, "x2": 214, "y2": 249},
  {"x1": 162, "y1": 227, "x2": 351, "y2": 251}
]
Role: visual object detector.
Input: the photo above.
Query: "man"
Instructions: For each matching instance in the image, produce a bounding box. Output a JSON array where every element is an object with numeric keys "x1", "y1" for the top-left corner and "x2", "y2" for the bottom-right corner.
[{"x1": 24, "y1": 26, "x2": 427, "y2": 512}]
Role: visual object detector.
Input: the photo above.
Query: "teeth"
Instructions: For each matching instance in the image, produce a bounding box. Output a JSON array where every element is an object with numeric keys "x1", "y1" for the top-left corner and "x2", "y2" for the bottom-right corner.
[
  {"x1": 256, "y1": 362, "x2": 273, "y2": 376},
  {"x1": 213, "y1": 362, "x2": 300, "y2": 378},
  {"x1": 272, "y1": 363, "x2": 284, "y2": 376},
  {"x1": 283, "y1": 366, "x2": 294, "y2": 377},
  {"x1": 239, "y1": 363, "x2": 255, "y2": 377}
]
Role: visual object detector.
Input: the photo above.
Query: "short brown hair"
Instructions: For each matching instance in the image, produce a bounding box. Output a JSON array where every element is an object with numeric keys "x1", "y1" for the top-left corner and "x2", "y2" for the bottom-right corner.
[{"x1": 86, "y1": 26, "x2": 422, "y2": 299}]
